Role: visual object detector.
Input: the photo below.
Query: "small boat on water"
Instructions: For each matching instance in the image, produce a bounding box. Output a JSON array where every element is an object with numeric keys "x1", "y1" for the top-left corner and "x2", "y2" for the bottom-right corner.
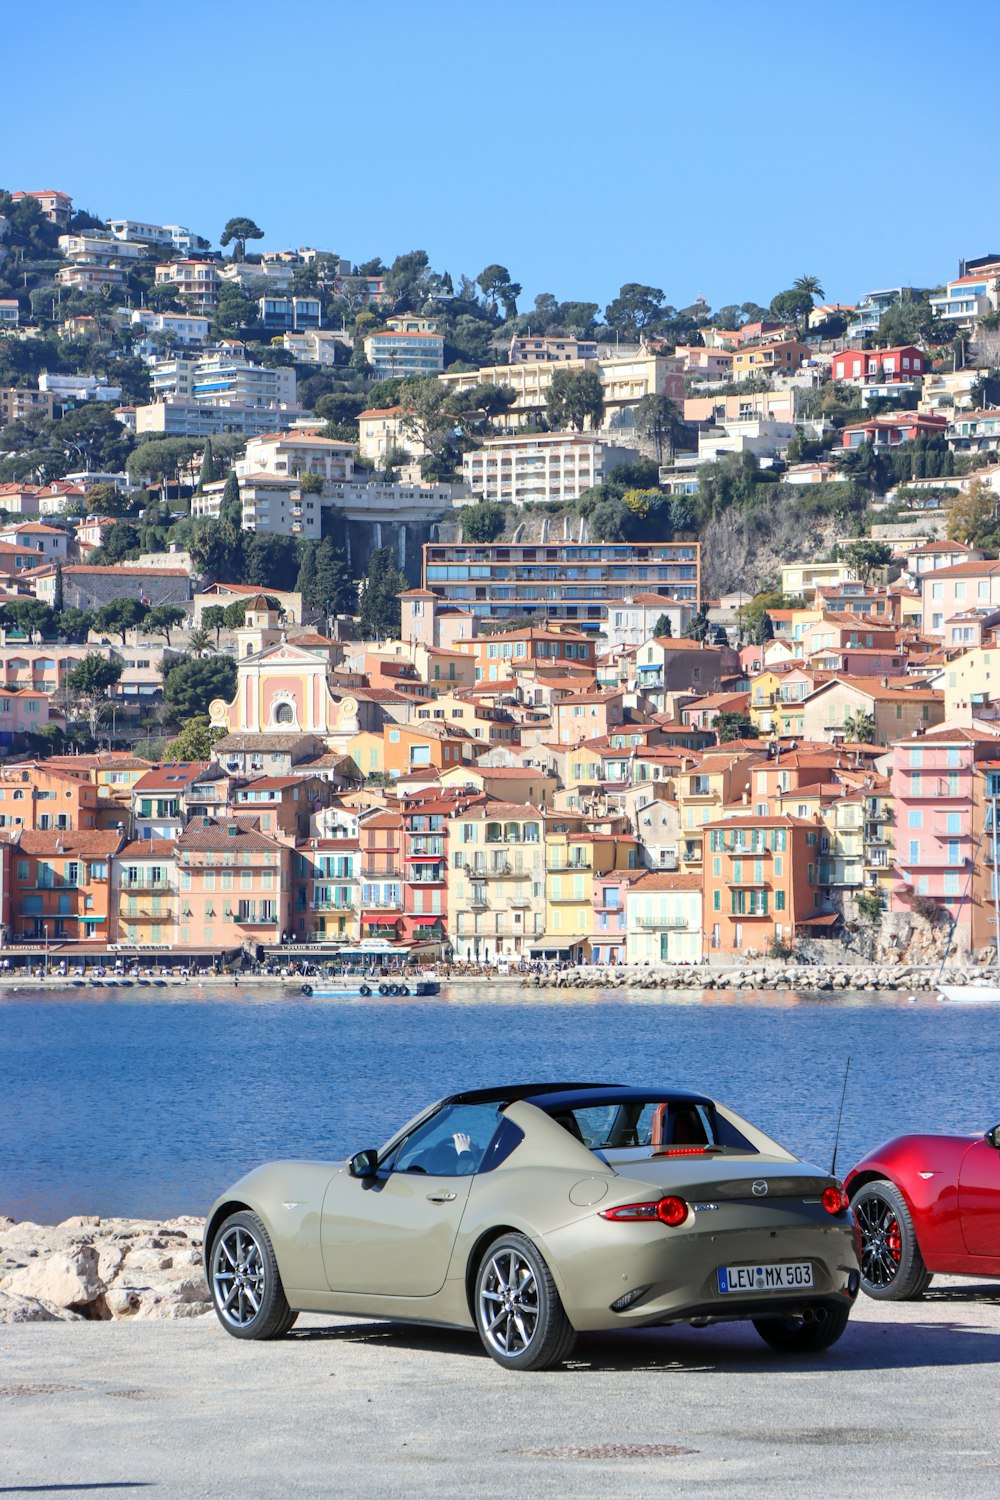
[
  {"x1": 300, "y1": 979, "x2": 439, "y2": 998},
  {"x1": 939, "y1": 984, "x2": 1000, "y2": 1005}
]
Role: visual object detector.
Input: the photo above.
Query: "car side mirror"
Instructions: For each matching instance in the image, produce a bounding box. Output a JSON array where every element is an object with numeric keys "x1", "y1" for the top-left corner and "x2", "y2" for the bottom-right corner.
[
  {"x1": 349, "y1": 1148, "x2": 379, "y2": 1178},
  {"x1": 985, "y1": 1124, "x2": 1000, "y2": 1150}
]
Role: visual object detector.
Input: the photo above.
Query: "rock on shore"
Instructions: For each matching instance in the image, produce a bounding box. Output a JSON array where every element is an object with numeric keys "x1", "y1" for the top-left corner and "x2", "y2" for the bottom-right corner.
[
  {"x1": 0, "y1": 1215, "x2": 209, "y2": 1324},
  {"x1": 531, "y1": 962, "x2": 974, "y2": 993}
]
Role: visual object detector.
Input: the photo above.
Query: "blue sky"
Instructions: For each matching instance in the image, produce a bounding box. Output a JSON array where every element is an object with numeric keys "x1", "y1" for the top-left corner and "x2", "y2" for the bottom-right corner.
[{"x1": 6, "y1": 0, "x2": 999, "y2": 317}]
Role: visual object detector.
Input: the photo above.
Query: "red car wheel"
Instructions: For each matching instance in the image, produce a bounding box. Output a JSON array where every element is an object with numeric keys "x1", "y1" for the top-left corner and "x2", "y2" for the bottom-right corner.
[{"x1": 851, "y1": 1181, "x2": 932, "y2": 1301}]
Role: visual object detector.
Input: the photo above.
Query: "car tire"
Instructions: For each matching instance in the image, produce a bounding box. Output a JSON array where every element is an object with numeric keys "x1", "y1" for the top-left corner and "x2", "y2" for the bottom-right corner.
[
  {"x1": 851, "y1": 1179, "x2": 932, "y2": 1300},
  {"x1": 474, "y1": 1232, "x2": 576, "y2": 1371},
  {"x1": 209, "y1": 1210, "x2": 295, "y2": 1340},
  {"x1": 752, "y1": 1298, "x2": 851, "y2": 1353}
]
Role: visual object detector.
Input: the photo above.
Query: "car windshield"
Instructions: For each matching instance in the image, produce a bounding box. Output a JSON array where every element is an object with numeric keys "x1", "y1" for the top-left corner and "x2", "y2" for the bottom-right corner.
[{"x1": 549, "y1": 1099, "x2": 757, "y2": 1154}]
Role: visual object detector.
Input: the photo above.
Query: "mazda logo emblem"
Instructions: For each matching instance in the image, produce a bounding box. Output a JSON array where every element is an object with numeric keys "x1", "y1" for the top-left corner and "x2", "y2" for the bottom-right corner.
[{"x1": 751, "y1": 1180, "x2": 768, "y2": 1197}]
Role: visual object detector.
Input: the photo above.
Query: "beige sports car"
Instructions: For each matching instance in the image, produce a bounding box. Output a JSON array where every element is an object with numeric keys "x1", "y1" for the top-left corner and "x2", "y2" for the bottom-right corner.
[{"x1": 205, "y1": 1082, "x2": 861, "y2": 1370}]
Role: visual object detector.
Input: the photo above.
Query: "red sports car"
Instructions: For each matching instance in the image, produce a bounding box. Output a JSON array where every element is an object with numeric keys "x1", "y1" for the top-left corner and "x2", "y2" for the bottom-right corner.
[{"x1": 845, "y1": 1123, "x2": 1000, "y2": 1299}]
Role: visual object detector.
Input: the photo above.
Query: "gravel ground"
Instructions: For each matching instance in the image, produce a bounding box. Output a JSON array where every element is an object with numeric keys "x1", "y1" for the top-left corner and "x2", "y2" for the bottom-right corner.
[{"x1": 1, "y1": 1276, "x2": 998, "y2": 1498}]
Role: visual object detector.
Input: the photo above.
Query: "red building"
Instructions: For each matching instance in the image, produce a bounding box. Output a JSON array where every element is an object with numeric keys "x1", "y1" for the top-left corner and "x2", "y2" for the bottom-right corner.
[{"x1": 832, "y1": 346, "x2": 927, "y2": 384}]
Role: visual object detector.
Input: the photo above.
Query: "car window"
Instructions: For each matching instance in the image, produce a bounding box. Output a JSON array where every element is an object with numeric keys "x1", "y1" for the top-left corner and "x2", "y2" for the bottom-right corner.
[
  {"x1": 391, "y1": 1103, "x2": 503, "y2": 1177},
  {"x1": 554, "y1": 1100, "x2": 757, "y2": 1153}
]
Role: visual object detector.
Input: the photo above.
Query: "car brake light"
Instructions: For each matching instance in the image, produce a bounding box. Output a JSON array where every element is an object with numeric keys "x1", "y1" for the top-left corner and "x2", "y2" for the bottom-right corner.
[
  {"x1": 822, "y1": 1186, "x2": 850, "y2": 1215},
  {"x1": 600, "y1": 1196, "x2": 689, "y2": 1227}
]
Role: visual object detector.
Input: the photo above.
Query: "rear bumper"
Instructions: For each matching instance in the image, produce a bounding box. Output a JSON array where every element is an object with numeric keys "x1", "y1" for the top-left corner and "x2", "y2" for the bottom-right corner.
[{"x1": 544, "y1": 1213, "x2": 860, "y2": 1332}]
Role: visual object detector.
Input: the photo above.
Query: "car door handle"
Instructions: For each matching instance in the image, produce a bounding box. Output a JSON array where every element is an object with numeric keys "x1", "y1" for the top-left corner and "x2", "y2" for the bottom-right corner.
[{"x1": 426, "y1": 1191, "x2": 457, "y2": 1203}]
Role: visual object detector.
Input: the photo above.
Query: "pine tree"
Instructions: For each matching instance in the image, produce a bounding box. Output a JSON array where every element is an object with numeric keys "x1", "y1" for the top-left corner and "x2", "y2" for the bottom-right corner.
[
  {"x1": 313, "y1": 536, "x2": 355, "y2": 615},
  {"x1": 218, "y1": 471, "x2": 242, "y2": 530},
  {"x1": 296, "y1": 540, "x2": 318, "y2": 605},
  {"x1": 358, "y1": 547, "x2": 407, "y2": 640},
  {"x1": 197, "y1": 438, "x2": 216, "y2": 493}
]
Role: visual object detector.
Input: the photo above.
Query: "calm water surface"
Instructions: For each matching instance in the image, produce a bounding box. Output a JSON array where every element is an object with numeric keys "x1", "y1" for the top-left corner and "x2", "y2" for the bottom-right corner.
[{"x1": 1, "y1": 982, "x2": 997, "y2": 1223}]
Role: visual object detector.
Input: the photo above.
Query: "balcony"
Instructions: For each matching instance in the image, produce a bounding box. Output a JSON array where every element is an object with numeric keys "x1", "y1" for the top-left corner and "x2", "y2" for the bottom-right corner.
[
  {"x1": 634, "y1": 915, "x2": 691, "y2": 929},
  {"x1": 310, "y1": 901, "x2": 356, "y2": 913},
  {"x1": 360, "y1": 864, "x2": 402, "y2": 879},
  {"x1": 120, "y1": 879, "x2": 175, "y2": 893},
  {"x1": 547, "y1": 860, "x2": 591, "y2": 872}
]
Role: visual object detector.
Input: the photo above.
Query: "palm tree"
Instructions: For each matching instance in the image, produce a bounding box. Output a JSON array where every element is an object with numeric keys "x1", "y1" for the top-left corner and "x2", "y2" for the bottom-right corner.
[
  {"x1": 843, "y1": 708, "x2": 877, "y2": 744},
  {"x1": 794, "y1": 275, "x2": 825, "y2": 301}
]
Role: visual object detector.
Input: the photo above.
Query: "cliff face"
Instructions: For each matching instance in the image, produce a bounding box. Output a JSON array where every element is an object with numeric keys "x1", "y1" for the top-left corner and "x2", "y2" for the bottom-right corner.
[{"x1": 698, "y1": 502, "x2": 849, "y2": 597}]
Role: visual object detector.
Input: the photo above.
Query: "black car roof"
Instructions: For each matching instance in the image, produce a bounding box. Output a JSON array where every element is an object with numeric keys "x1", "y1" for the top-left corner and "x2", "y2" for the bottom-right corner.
[
  {"x1": 447, "y1": 1082, "x2": 618, "y2": 1107},
  {"x1": 447, "y1": 1083, "x2": 714, "y2": 1111}
]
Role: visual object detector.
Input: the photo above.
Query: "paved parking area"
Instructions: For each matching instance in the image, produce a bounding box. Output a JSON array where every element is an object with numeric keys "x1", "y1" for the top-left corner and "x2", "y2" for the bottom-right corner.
[{"x1": 1, "y1": 1278, "x2": 999, "y2": 1499}]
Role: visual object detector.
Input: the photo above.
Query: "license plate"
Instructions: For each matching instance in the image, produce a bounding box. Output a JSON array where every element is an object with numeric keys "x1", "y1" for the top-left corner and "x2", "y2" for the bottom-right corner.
[{"x1": 717, "y1": 1261, "x2": 813, "y2": 1294}]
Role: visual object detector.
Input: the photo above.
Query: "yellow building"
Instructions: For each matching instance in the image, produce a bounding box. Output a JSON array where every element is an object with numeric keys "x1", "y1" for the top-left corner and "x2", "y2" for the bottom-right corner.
[
  {"x1": 543, "y1": 825, "x2": 637, "y2": 961},
  {"x1": 939, "y1": 644, "x2": 1000, "y2": 725},
  {"x1": 748, "y1": 670, "x2": 791, "y2": 736},
  {"x1": 448, "y1": 802, "x2": 545, "y2": 960},
  {"x1": 780, "y1": 561, "x2": 889, "y2": 598},
  {"x1": 346, "y1": 730, "x2": 385, "y2": 781}
]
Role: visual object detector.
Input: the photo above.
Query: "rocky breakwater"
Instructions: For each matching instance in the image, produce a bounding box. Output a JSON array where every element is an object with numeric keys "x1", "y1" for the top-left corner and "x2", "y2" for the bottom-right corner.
[
  {"x1": 532, "y1": 963, "x2": 979, "y2": 993},
  {"x1": 0, "y1": 1215, "x2": 210, "y2": 1324}
]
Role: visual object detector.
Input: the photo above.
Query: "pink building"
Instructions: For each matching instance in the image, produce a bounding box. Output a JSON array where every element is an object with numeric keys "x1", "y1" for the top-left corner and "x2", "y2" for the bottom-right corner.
[
  {"x1": 176, "y1": 816, "x2": 293, "y2": 951},
  {"x1": 922, "y1": 560, "x2": 1000, "y2": 637},
  {"x1": 591, "y1": 871, "x2": 634, "y2": 965},
  {"x1": 889, "y1": 727, "x2": 1000, "y2": 953},
  {"x1": 0, "y1": 687, "x2": 52, "y2": 744}
]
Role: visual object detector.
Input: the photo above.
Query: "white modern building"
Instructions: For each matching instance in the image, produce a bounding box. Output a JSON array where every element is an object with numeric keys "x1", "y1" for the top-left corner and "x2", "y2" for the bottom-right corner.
[
  {"x1": 147, "y1": 351, "x2": 296, "y2": 408},
  {"x1": 463, "y1": 433, "x2": 641, "y2": 505},
  {"x1": 363, "y1": 329, "x2": 445, "y2": 377},
  {"x1": 122, "y1": 308, "x2": 210, "y2": 346},
  {"x1": 38, "y1": 373, "x2": 122, "y2": 404},
  {"x1": 109, "y1": 220, "x2": 204, "y2": 253}
]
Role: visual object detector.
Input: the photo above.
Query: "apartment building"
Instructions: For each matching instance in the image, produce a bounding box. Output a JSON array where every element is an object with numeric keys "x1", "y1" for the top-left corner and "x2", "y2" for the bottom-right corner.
[
  {"x1": 175, "y1": 816, "x2": 292, "y2": 951},
  {"x1": 508, "y1": 335, "x2": 598, "y2": 364},
  {"x1": 731, "y1": 340, "x2": 811, "y2": 382},
  {"x1": 153, "y1": 260, "x2": 221, "y2": 312},
  {"x1": 448, "y1": 802, "x2": 545, "y2": 959},
  {"x1": 363, "y1": 329, "x2": 444, "y2": 377},
  {"x1": 109, "y1": 220, "x2": 203, "y2": 252},
  {"x1": 150, "y1": 352, "x2": 297, "y2": 408},
  {"x1": 422, "y1": 541, "x2": 700, "y2": 631},
  {"x1": 123, "y1": 309, "x2": 210, "y2": 346},
  {"x1": 359, "y1": 810, "x2": 404, "y2": 942},
  {"x1": 134, "y1": 400, "x2": 299, "y2": 438},
  {"x1": 258, "y1": 296, "x2": 322, "y2": 331},
  {"x1": 703, "y1": 815, "x2": 821, "y2": 955},
  {"x1": 921, "y1": 560, "x2": 1000, "y2": 636},
  {"x1": 11, "y1": 190, "x2": 73, "y2": 227},
  {"x1": 889, "y1": 728, "x2": 1000, "y2": 953},
  {"x1": 10, "y1": 829, "x2": 123, "y2": 944},
  {"x1": 439, "y1": 351, "x2": 684, "y2": 431},
  {"x1": 542, "y1": 826, "x2": 638, "y2": 963},
  {"x1": 237, "y1": 431, "x2": 355, "y2": 483},
  {"x1": 55, "y1": 263, "x2": 128, "y2": 293},
  {"x1": 0, "y1": 388, "x2": 58, "y2": 427},
  {"x1": 293, "y1": 837, "x2": 360, "y2": 944},
  {"x1": 462, "y1": 433, "x2": 640, "y2": 505},
  {"x1": 114, "y1": 839, "x2": 179, "y2": 947}
]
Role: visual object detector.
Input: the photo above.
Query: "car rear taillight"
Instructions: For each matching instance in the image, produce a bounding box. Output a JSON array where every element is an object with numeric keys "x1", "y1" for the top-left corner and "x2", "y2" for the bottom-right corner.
[
  {"x1": 600, "y1": 1196, "x2": 689, "y2": 1227},
  {"x1": 822, "y1": 1186, "x2": 850, "y2": 1215}
]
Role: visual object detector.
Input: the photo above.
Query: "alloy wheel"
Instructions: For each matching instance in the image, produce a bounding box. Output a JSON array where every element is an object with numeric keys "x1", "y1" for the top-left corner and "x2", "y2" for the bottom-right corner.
[
  {"x1": 212, "y1": 1223, "x2": 267, "y2": 1328},
  {"x1": 854, "y1": 1192, "x2": 903, "y2": 1288},
  {"x1": 479, "y1": 1247, "x2": 540, "y2": 1357}
]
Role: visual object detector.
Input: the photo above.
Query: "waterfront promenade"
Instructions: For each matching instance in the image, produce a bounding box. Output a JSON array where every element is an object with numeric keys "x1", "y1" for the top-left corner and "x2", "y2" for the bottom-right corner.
[{"x1": 0, "y1": 1276, "x2": 997, "y2": 1498}]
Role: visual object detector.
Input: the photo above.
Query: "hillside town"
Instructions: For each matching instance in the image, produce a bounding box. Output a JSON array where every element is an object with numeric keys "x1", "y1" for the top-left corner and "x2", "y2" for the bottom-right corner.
[{"x1": 3, "y1": 186, "x2": 1000, "y2": 970}]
